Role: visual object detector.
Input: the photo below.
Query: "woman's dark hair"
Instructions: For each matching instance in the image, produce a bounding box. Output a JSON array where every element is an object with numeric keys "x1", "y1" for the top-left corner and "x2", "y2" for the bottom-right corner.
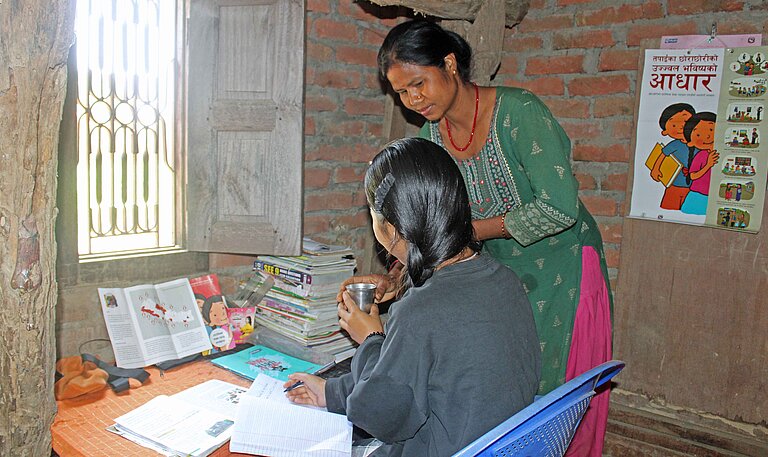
[
  {"x1": 377, "y1": 20, "x2": 472, "y2": 83},
  {"x1": 366, "y1": 137, "x2": 480, "y2": 289}
]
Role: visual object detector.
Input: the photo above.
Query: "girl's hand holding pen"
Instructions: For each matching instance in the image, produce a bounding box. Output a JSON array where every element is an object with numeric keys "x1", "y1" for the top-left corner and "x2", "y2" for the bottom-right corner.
[{"x1": 283, "y1": 373, "x2": 327, "y2": 407}]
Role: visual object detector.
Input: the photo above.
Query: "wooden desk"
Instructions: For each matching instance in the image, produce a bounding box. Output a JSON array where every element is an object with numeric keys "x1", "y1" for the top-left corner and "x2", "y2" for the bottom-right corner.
[{"x1": 52, "y1": 360, "x2": 253, "y2": 456}]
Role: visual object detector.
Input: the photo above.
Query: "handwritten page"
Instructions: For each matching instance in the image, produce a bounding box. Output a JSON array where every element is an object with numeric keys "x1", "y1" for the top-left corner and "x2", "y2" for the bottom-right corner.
[
  {"x1": 246, "y1": 373, "x2": 292, "y2": 403},
  {"x1": 230, "y1": 374, "x2": 352, "y2": 457}
]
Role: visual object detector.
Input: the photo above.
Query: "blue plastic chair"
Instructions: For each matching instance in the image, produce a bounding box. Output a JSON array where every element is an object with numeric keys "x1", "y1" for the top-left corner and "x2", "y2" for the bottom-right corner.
[{"x1": 452, "y1": 360, "x2": 625, "y2": 457}]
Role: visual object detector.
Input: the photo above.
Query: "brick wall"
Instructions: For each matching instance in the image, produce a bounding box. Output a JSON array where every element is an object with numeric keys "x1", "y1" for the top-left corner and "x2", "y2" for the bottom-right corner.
[{"x1": 302, "y1": 0, "x2": 768, "y2": 281}]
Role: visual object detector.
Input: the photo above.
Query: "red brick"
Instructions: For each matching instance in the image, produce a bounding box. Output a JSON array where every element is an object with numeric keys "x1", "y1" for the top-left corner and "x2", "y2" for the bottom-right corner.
[
  {"x1": 338, "y1": 1, "x2": 380, "y2": 20},
  {"x1": 541, "y1": 97, "x2": 589, "y2": 119},
  {"x1": 572, "y1": 143, "x2": 630, "y2": 162},
  {"x1": 581, "y1": 195, "x2": 617, "y2": 216},
  {"x1": 575, "y1": 172, "x2": 597, "y2": 190},
  {"x1": 305, "y1": 95, "x2": 337, "y2": 112},
  {"x1": 576, "y1": 3, "x2": 663, "y2": 27},
  {"x1": 307, "y1": 0, "x2": 331, "y2": 13},
  {"x1": 558, "y1": 0, "x2": 592, "y2": 4},
  {"x1": 312, "y1": 69, "x2": 361, "y2": 89},
  {"x1": 508, "y1": 77, "x2": 565, "y2": 96},
  {"x1": 366, "y1": 73, "x2": 386, "y2": 91},
  {"x1": 503, "y1": 34, "x2": 544, "y2": 52},
  {"x1": 610, "y1": 119, "x2": 634, "y2": 140},
  {"x1": 499, "y1": 55, "x2": 518, "y2": 75},
  {"x1": 602, "y1": 173, "x2": 628, "y2": 192},
  {"x1": 304, "y1": 116, "x2": 316, "y2": 135},
  {"x1": 313, "y1": 18, "x2": 358, "y2": 42},
  {"x1": 363, "y1": 28, "x2": 387, "y2": 47},
  {"x1": 305, "y1": 191, "x2": 366, "y2": 211},
  {"x1": 335, "y1": 166, "x2": 366, "y2": 184},
  {"x1": 716, "y1": 19, "x2": 761, "y2": 35},
  {"x1": 337, "y1": 46, "x2": 378, "y2": 67},
  {"x1": 723, "y1": 1, "x2": 748, "y2": 12},
  {"x1": 568, "y1": 75, "x2": 630, "y2": 96},
  {"x1": 368, "y1": 122, "x2": 383, "y2": 138},
  {"x1": 604, "y1": 246, "x2": 620, "y2": 268},
  {"x1": 325, "y1": 120, "x2": 365, "y2": 136},
  {"x1": 593, "y1": 96, "x2": 635, "y2": 118},
  {"x1": 307, "y1": 42, "x2": 333, "y2": 61},
  {"x1": 304, "y1": 167, "x2": 332, "y2": 188},
  {"x1": 344, "y1": 98, "x2": 385, "y2": 116},
  {"x1": 598, "y1": 221, "x2": 623, "y2": 244},
  {"x1": 668, "y1": 0, "x2": 724, "y2": 15},
  {"x1": 525, "y1": 55, "x2": 585, "y2": 75},
  {"x1": 303, "y1": 215, "x2": 331, "y2": 234},
  {"x1": 553, "y1": 30, "x2": 615, "y2": 50},
  {"x1": 305, "y1": 143, "x2": 378, "y2": 163},
  {"x1": 561, "y1": 121, "x2": 603, "y2": 141},
  {"x1": 627, "y1": 22, "x2": 698, "y2": 47},
  {"x1": 598, "y1": 49, "x2": 640, "y2": 72},
  {"x1": 517, "y1": 14, "x2": 573, "y2": 33}
]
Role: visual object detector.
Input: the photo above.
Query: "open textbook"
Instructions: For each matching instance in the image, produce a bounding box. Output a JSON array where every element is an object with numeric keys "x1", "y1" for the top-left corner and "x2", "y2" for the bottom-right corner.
[
  {"x1": 231, "y1": 373, "x2": 353, "y2": 457},
  {"x1": 110, "y1": 374, "x2": 352, "y2": 457},
  {"x1": 109, "y1": 379, "x2": 246, "y2": 457},
  {"x1": 98, "y1": 278, "x2": 213, "y2": 368}
]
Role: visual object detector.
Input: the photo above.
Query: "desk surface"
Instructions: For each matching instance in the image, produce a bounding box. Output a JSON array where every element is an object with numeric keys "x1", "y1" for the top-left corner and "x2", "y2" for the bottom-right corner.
[{"x1": 52, "y1": 359, "x2": 253, "y2": 456}]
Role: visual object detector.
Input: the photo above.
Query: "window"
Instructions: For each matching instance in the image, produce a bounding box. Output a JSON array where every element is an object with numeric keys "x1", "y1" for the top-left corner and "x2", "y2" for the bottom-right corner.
[
  {"x1": 63, "y1": 0, "x2": 305, "y2": 264},
  {"x1": 74, "y1": 0, "x2": 181, "y2": 259}
]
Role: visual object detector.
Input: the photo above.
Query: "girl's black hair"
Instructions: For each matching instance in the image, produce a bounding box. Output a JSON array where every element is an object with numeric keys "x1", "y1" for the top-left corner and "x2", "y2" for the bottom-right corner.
[
  {"x1": 658, "y1": 103, "x2": 695, "y2": 130},
  {"x1": 377, "y1": 19, "x2": 472, "y2": 83},
  {"x1": 682, "y1": 111, "x2": 716, "y2": 143},
  {"x1": 366, "y1": 137, "x2": 480, "y2": 289},
  {"x1": 682, "y1": 111, "x2": 717, "y2": 185},
  {"x1": 201, "y1": 294, "x2": 226, "y2": 325}
]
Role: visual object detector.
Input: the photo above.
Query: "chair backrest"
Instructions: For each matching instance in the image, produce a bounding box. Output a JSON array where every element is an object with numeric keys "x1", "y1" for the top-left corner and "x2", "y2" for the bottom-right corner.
[{"x1": 452, "y1": 360, "x2": 625, "y2": 457}]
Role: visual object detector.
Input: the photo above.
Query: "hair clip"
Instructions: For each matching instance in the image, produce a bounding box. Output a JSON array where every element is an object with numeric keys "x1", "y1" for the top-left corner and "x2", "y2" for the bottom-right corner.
[{"x1": 373, "y1": 173, "x2": 395, "y2": 212}]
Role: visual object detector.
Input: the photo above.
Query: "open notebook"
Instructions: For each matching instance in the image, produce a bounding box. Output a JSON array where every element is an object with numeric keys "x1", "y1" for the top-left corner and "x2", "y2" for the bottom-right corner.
[{"x1": 230, "y1": 373, "x2": 353, "y2": 457}]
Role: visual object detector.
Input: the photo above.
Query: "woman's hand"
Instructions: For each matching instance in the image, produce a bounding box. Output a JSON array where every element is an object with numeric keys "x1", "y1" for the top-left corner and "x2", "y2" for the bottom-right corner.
[
  {"x1": 338, "y1": 292, "x2": 384, "y2": 345},
  {"x1": 283, "y1": 373, "x2": 327, "y2": 407},
  {"x1": 337, "y1": 273, "x2": 397, "y2": 304}
]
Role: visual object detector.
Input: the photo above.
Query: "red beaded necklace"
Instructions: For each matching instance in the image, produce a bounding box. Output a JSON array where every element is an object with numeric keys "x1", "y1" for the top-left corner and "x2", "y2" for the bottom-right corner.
[{"x1": 445, "y1": 83, "x2": 479, "y2": 152}]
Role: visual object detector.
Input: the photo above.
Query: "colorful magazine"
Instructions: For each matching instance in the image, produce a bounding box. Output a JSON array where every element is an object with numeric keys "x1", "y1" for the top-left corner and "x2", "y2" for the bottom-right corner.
[{"x1": 210, "y1": 345, "x2": 323, "y2": 382}]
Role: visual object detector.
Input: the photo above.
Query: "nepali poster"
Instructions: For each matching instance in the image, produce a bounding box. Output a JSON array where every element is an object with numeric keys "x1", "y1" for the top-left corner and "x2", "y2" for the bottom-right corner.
[{"x1": 629, "y1": 46, "x2": 768, "y2": 233}]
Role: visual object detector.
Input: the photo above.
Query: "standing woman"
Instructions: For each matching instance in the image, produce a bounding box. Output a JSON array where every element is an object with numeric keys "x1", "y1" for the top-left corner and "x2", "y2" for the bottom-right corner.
[{"x1": 376, "y1": 19, "x2": 613, "y2": 457}]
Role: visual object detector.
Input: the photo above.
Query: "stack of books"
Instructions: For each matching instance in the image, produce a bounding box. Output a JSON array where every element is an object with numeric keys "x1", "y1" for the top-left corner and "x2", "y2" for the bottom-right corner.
[{"x1": 252, "y1": 238, "x2": 358, "y2": 359}]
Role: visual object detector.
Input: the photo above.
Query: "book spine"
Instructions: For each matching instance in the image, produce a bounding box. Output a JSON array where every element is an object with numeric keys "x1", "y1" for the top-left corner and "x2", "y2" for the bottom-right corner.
[{"x1": 253, "y1": 260, "x2": 313, "y2": 285}]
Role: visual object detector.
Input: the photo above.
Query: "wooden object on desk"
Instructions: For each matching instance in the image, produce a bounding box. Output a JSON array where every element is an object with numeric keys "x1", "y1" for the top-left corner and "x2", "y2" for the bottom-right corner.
[{"x1": 51, "y1": 360, "x2": 252, "y2": 457}]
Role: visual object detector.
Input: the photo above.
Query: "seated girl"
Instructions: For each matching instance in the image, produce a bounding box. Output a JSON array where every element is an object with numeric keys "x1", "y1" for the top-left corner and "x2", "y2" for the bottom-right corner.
[{"x1": 284, "y1": 138, "x2": 541, "y2": 457}]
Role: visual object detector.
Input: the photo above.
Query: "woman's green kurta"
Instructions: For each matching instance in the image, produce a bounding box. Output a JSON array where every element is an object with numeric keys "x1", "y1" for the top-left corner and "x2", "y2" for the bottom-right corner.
[{"x1": 421, "y1": 86, "x2": 611, "y2": 394}]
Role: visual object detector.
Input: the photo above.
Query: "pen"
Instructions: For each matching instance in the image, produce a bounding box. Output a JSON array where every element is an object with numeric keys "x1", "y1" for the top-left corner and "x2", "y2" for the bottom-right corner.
[
  {"x1": 283, "y1": 361, "x2": 336, "y2": 392},
  {"x1": 283, "y1": 380, "x2": 304, "y2": 392}
]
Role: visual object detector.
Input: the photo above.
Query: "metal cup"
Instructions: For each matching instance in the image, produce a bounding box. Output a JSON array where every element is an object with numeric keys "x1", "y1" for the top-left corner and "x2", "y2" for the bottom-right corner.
[{"x1": 345, "y1": 283, "x2": 376, "y2": 313}]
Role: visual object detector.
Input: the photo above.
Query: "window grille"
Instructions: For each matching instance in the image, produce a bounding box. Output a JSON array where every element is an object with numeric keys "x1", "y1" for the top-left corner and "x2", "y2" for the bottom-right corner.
[{"x1": 75, "y1": 0, "x2": 179, "y2": 258}]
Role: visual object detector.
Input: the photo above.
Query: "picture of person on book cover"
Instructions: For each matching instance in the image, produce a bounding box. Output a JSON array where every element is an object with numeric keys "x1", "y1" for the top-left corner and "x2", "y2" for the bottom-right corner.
[
  {"x1": 190, "y1": 274, "x2": 235, "y2": 354},
  {"x1": 201, "y1": 294, "x2": 234, "y2": 352},
  {"x1": 680, "y1": 112, "x2": 719, "y2": 215},
  {"x1": 649, "y1": 103, "x2": 696, "y2": 210}
]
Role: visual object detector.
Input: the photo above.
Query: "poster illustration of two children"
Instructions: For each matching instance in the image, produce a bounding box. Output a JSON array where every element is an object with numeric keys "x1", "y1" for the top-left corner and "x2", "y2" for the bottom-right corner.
[{"x1": 630, "y1": 46, "x2": 768, "y2": 233}]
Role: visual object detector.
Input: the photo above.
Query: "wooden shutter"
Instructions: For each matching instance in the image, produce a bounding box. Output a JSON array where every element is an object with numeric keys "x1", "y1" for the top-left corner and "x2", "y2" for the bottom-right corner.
[{"x1": 187, "y1": 0, "x2": 304, "y2": 255}]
